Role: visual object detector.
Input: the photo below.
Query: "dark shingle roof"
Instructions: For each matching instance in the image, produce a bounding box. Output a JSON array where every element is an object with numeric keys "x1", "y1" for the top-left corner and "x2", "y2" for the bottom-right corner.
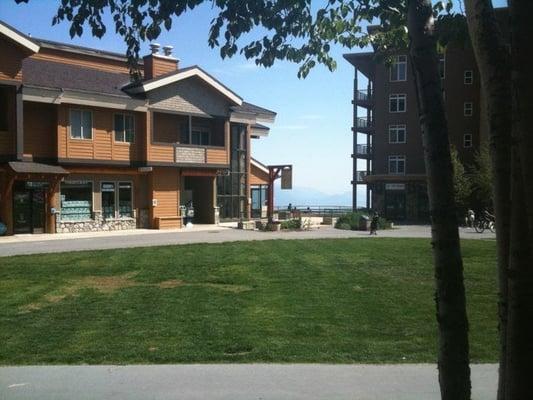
[
  {"x1": 232, "y1": 101, "x2": 276, "y2": 117},
  {"x1": 252, "y1": 123, "x2": 270, "y2": 131},
  {"x1": 22, "y1": 58, "x2": 132, "y2": 97},
  {"x1": 8, "y1": 161, "x2": 69, "y2": 175}
]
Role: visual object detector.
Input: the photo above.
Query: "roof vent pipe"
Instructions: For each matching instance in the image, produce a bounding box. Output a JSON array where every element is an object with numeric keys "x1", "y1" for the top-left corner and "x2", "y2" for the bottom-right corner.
[
  {"x1": 149, "y1": 43, "x2": 161, "y2": 54},
  {"x1": 163, "y1": 45, "x2": 174, "y2": 57}
]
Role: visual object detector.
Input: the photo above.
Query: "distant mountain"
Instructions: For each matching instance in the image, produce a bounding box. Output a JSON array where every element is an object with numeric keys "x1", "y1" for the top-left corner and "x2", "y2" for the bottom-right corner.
[{"x1": 274, "y1": 185, "x2": 365, "y2": 207}]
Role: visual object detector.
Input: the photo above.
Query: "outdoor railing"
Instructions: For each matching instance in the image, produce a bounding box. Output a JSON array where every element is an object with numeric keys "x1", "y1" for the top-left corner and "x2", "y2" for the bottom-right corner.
[
  {"x1": 355, "y1": 144, "x2": 372, "y2": 156},
  {"x1": 355, "y1": 170, "x2": 369, "y2": 182},
  {"x1": 274, "y1": 205, "x2": 353, "y2": 217},
  {"x1": 355, "y1": 117, "x2": 374, "y2": 130},
  {"x1": 355, "y1": 89, "x2": 372, "y2": 102}
]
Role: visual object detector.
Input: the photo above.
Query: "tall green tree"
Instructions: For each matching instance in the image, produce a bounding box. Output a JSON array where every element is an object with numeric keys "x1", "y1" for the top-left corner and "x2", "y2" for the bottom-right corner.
[
  {"x1": 470, "y1": 144, "x2": 493, "y2": 211},
  {"x1": 14, "y1": 1, "x2": 471, "y2": 398},
  {"x1": 450, "y1": 146, "x2": 472, "y2": 216}
]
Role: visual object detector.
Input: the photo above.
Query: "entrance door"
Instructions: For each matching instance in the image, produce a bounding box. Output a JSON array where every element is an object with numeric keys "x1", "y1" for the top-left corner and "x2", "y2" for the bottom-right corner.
[
  {"x1": 13, "y1": 182, "x2": 46, "y2": 234},
  {"x1": 385, "y1": 190, "x2": 406, "y2": 221}
]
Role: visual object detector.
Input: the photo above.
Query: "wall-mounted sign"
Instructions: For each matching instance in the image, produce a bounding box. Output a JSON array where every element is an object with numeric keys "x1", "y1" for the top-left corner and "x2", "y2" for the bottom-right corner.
[
  {"x1": 385, "y1": 183, "x2": 405, "y2": 191},
  {"x1": 65, "y1": 180, "x2": 90, "y2": 185},
  {"x1": 25, "y1": 181, "x2": 48, "y2": 189},
  {"x1": 101, "y1": 183, "x2": 115, "y2": 192},
  {"x1": 281, "y1": 167, "x2": 292, "y2": 190},
  {"x1": 152, "y1": 199, "x2": 158, "y2": 207}
]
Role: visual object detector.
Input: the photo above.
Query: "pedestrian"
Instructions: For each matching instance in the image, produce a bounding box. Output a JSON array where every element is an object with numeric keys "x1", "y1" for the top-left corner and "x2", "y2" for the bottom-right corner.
[{"x1": 370, "y1": 212, "x2": 379, "y2": 235}]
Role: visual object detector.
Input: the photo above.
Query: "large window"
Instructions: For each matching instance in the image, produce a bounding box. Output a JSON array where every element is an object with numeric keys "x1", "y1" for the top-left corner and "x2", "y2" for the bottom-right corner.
[
  {"x1": 70, "y1": 109, "x2": 92, "y2": 139},
  {"x1": 390, "y1": 55, "x2": 407, "y2": 82},
  {"x1": 389, "y1": 155, "x2": 406, "y2": 175},
  {"x1": 118, "y1": 182, "x2": 133, "y2": 217},
  {"x1": 389, "y1": 94, "x2": 406, "y2": 113},
  {"x1": 389, "y1": 124, "x2": 406, "y2": 144},
  {"x1": 191, "y1": 127, "x2": 211, "y2": 146},
  {"x1": 217, "y1": 124, "x2": 247, "y2": 220},
  {"x1": 60, "y1": 181, "x2": 93, "y2": 221},
  {"x1": 464, "y1": 102, "x2": 473, "y2": 116},
  {"x1": 101, "y1": 182, "x2": 116, "y2": 219},
  {"x1": 114, "y1": 113, "x2": 135, "y2": 143},
  {"x1": 0, "y1": 87, "x2": 10, "y2": 132}
]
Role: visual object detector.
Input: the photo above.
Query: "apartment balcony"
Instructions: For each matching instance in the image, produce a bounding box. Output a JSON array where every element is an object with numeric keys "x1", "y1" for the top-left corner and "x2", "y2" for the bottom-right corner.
[
  {"x1": 354, "y1": 144, "x2": 372, "y2": 158},
  {"x1": 353, "y1": 117, "x2": 374, "y2": 134},
  {"x1": 354, "y1": 89, "x2": 373, "y2": 108},
  {"x1": 352, "y1": 170, "x2": 369, "y2": 184}
]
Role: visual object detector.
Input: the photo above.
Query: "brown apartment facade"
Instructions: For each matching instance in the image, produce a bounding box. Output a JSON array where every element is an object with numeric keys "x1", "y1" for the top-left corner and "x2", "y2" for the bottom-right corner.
[
  {"x1": 0, "y1": 21, "x2": 274, "y2": 235},
  {"x1": 344, "y1": 30, "x2": 486, "y2": 222}
]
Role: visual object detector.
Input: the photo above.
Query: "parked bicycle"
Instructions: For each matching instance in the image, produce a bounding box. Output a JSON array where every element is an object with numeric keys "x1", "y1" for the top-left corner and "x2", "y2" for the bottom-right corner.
[{"x1": 474, "y1": 211, "x2": 496, "y2": 233}]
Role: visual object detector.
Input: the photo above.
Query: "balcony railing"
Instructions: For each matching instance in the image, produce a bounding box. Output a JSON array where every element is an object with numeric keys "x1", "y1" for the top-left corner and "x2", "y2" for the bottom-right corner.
[
  {"x1": 355, "y1": 170, "x2": 369, "y2": 182},
  {"x1": 356, "y1": 117, "x2": 374, "y2": 130},
  {"x1": 355, "y1": 144, "x2": 372, "y2": 156},
  {"x1": 355, "y1": 89, "x2": 372, "y2": 103}
]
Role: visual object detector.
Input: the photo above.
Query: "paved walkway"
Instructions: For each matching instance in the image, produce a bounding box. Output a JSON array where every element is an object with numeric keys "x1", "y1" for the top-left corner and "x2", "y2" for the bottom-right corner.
[
  {"x1": 0, "y1": 225, "x2": 494, "y2": 257},
  {"x1": 0, "y1": 364, "x2": 497, "y2": 400}
]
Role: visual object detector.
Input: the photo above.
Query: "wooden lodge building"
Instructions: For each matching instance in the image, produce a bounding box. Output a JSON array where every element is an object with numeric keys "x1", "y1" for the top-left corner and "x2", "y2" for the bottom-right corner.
[{"x1": 0, "y1": 20, "x2": 274, "y2": 235}]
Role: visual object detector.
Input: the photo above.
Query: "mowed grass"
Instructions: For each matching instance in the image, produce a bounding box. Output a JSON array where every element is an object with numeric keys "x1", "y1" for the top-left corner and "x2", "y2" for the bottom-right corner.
[{"x1": 0, "y1": 238, "x2": 497, "y2": 365}]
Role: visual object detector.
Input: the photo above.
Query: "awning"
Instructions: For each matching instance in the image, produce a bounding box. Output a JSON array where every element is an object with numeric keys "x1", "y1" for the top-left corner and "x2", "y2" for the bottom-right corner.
[{"x1": 7, "y1": 161, "x2": 69, "y2": 175}]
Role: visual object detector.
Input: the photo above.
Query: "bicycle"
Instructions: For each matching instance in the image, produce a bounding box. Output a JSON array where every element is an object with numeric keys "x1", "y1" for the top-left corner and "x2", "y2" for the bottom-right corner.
[{"x1": 474, "y1": 217, "x2": 495, "y2": 233}]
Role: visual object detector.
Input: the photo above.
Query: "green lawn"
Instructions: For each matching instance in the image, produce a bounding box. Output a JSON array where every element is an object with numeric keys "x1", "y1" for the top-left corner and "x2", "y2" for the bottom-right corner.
[{"x1": 0, "y1": 238, "x2": 498, "y2": 365}]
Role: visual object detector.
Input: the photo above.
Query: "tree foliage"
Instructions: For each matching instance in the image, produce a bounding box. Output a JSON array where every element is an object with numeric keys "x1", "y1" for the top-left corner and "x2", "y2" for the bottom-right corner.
[
  {"x1": 469, "y1": 143, "x2": 492, "y2": 211},
  {"x1": 450, "y1": 146, "x2": 472, "y2": 215},
  {"x1": 14, "y1": 0, "x2": 456, "y2": 79}
]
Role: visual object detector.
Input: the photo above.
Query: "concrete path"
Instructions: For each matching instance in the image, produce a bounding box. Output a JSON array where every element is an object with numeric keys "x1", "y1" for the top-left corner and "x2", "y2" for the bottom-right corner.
[
  {"x1": 0, "y1": 225, "x2": 495, "y2": 257},
  {"x1": 0, "y1": 364, "x2": 497, "y2": 400}
]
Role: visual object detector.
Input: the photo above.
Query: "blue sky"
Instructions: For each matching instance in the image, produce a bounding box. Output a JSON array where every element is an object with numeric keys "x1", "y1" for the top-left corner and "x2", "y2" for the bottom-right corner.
[{"x1": 0, "y1": 1, "x2": 507, "y2": 200}]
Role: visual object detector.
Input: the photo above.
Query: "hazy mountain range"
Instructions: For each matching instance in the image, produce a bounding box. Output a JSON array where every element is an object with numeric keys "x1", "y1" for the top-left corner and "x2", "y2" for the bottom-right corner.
[{"x1": 274, "y1": 185, "x2": 365, "y2": 208}]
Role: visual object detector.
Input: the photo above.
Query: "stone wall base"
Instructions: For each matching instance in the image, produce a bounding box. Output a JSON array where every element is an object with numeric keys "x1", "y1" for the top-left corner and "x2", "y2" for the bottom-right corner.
[{"x1": 56, "y1": 212, "x2": 137, "y2": 233}]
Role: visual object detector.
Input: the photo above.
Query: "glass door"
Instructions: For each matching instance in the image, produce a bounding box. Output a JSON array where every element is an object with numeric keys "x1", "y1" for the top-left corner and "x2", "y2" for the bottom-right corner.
[
  {"x1": 13, "y1": 182, "x2": 47, "y2": 234},
  {"x1": 13, "y1": 189, "x2": 32, "y2": 234}
]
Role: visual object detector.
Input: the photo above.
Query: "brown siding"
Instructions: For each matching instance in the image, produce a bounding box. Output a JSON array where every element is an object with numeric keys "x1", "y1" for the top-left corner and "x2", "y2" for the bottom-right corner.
[
  {"x1": 206, "y1": 148, "x2": 227, "y2": 164},
  {"x1": 57, "y1": 104, "x2": 143, "y2": 162},
  {"x1": 152, "y1": 167, "x2": 180, "y2": 218},
  {"x1": 250, "y1": 164, "x2": 269, "y2": 185},
  {"x1": 31, "y1": 49, "x2": 132, "y2": 74},
  {"x1": 0, "y1": 86, "x2": 16, "y2": 156},
  {"x1": 23, "y1": 102, "x2": 56, "y2": 158},
  {"x1": 143, "y1": 55, "x2": 177, "y2": 80},
  {"x1": 0, "y1": 38, "x2": 26, "y2": 82}
]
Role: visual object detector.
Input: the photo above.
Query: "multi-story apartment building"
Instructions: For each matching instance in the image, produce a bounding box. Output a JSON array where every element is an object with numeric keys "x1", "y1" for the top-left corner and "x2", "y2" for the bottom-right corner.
[
  {"x1": 0, "y1": 20, "x2": 275, "y2": 235},
  {"x1": 344, "y1": 28, "x2": 486, "y2": 221}
]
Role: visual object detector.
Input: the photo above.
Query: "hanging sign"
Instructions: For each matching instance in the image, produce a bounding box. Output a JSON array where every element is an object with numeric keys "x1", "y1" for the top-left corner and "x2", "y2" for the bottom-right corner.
[
  {"x1": 281, "y1": 167, "x2": 292, "y2": 190},
  {"x1": 385, "y1": 183, "x2": 405, "y2": 191}
]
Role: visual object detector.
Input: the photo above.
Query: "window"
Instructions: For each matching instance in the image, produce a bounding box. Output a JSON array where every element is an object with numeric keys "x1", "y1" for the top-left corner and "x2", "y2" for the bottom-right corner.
[
  {"x1": 60, "y1": 181, "x2": 93, "y2": 221},
  {"x1": 388, "y1": 155, "x2": 406, "y2": 175},
  {"x1": 439, "y1": 53, "x2": 446, "y2": 79},
  {"x1": 389, "y1": 125, "x2": 406, "y2": 144},
  {"x1": 118, "y1": 182, "x2": 133, "y2": 218},
  {"x1": 464, "y1": 70, "x2": 473, "y2": 85},
  {"x1": 389, "y1": 94, "x2": 406, "y2": 113},
  {"x1": 191, "y1": 127, "x2": 211, "y2": 146},
  {"x1": 114, "y1": 114, "x2": 134, "y2": 143},
  {"x1": 390, "y1": 55, "x2": 407, "y2": 82},
  {"x1": 464, "y1": 133, "x2": 473, "y2": 148},
  {"x1": 0, "y1": 87, "x2": 10, "y2": 132},
  {"x1": 70, "y1": 109, "x2": 92, "y2": 139},
  {"x1": 101, "y1": 182, "x2": 116, "y2": 219},
  {"x1": 464, "y1": 102, "x2": 473, "y2": 116}
]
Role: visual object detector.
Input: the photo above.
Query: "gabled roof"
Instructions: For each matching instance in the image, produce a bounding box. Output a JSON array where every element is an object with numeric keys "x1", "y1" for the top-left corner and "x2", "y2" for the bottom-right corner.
[
  {"x1": 124, "y1": 65, "x2": 243, "y2": 105},
  {"x1": 251, "y1": 158, "x2": 270, "y2": 174},
  {"x1": 0, "y1": 20, "x2": 40, "y2": 53},
  {"x1": 231, "y1": 102, "x2": 277, "y2": 123}
]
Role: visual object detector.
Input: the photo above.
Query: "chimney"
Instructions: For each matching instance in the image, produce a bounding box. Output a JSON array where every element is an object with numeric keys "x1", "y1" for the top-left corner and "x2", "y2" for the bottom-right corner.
[{"x1": 143, "y1": 43, "x2": 179, "y2": 80}]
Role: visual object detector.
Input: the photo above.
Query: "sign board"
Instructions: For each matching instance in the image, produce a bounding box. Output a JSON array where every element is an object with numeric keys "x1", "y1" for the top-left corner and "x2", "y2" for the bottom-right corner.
[
  {"x1": 25, "y1": 181, "x2": 49, "y2": 189},
  {"x1": 281, "y1": 167, "x2": 292, "y2": 190},
  {"x1": 385, "y1": 183, "x2": 405, "y2": 191},
  {"x1": 101, "y1": 183, "x2": 115, "y2": 192}
]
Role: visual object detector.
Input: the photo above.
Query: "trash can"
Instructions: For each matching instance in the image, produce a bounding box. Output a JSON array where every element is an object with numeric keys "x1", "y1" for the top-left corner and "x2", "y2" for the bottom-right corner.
[{"x1": 359, "y1": 215, "x2": 370, "y2": 231}]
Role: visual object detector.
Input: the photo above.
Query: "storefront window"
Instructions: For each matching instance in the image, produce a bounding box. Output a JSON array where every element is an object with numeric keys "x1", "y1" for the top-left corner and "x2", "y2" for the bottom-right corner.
[
  {"x1": 60, "y1": 181, "x2": 92, "y2": 221},
  {"x1": 101, "y1": 182, "x2": 116, "y2": 219},
  {"x1": 118, "y1": 182, "x2": 133, "y2": 218}
]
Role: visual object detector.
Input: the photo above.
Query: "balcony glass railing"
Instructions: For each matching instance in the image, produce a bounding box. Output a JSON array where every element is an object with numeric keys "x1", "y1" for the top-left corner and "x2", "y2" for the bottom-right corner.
[
  {"x1": 356, "y1": 117, "x2": 374, "y2": 129},
  {"x1": 355, "y1": 171, "x2": 369, "y2": 182},
  {"x1": 355, "y1": 144, "x2": 372, "y2": 155},
  {"x1": 355, "y1": 89, "x2": 372, "y2": 102}
]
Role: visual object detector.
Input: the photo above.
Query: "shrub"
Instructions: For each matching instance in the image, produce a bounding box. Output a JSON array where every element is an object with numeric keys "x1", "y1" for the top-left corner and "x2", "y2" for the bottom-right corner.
[
  {"x1": 334, "y1": 212, "x2": 392, "y2": 230},
  {"x1": 280, "y1": 219, "x2": 302, "y2": 230},
  {"x1": 336, "y1": 222, "x2": 352, "y2": 230}
]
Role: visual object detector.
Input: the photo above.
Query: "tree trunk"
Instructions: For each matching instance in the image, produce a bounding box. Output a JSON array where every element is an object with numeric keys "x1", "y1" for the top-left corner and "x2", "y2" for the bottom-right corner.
[
  {"x1": 407, "y1": 1, "x2": 471, "y2": 399},
  {"x1": 505, "y1": 1, "x2": 533, "y2": 398},
  {"x1": 463, "y1": 2, "x2": 511, "y2": 399}
]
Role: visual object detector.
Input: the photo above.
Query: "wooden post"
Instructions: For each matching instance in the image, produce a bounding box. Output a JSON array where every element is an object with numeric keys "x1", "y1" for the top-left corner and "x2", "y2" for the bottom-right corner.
[
  {"x1": 46, "y1": 179, "x2": 60, "y2": 234},
  {"x1": 1, "y1": 174, "x2": 16, "y2": 235},
  {"x1": 16, "y1": 89, "x2": 23, "y2": 161},
  {"x1": 245, "y1": 124, "x2": 251, "y2": 220}
]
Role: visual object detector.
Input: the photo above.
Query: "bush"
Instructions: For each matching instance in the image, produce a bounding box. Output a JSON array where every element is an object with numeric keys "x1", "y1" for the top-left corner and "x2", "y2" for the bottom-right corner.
[
  {"x1": 280, "y1": 219, "x2": 302, "y2": 230},
  {"x1": 334, "y1": 212, "x2": 392, "y2": 230}
]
